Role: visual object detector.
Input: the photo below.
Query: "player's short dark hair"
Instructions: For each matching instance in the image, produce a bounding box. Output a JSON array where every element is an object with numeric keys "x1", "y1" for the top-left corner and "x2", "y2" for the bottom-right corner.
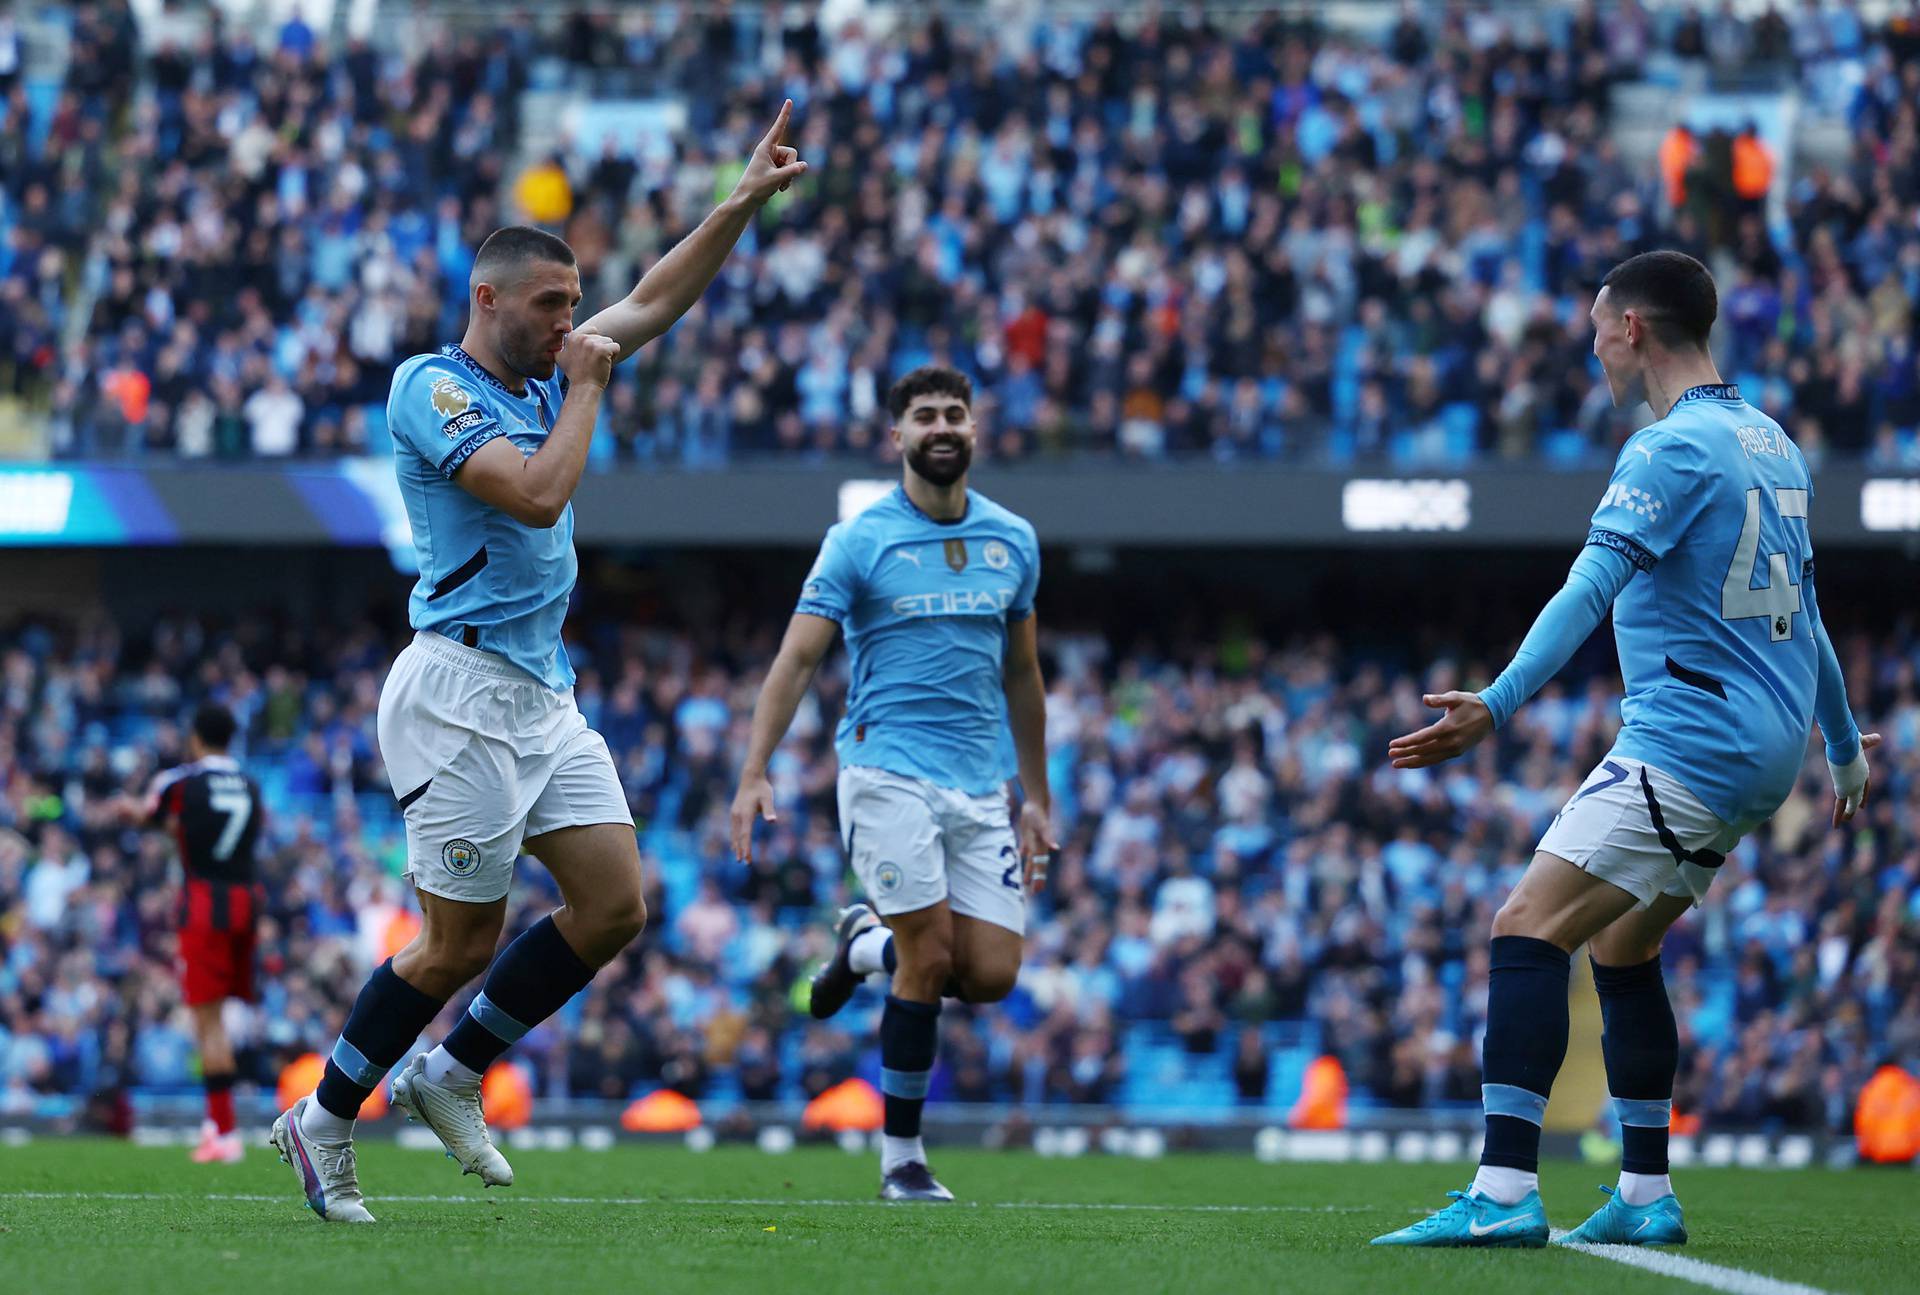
[
  {"x1": 192, "y1": 703, "x2": 237, "y2": 751},
  {"x1": 472, "y1": 225, "x2": 577, "y2": 288},
  {"x1": 1601, "y1": 250, "x2": 1717, "y2": 350},
  {"x1": 887, "y1": 365, "x2": 974, "y2": 419}
]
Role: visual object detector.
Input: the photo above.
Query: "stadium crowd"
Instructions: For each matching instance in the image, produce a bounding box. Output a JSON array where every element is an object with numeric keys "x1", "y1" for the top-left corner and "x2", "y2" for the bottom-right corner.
[
  {"x1": 1, "y1": 599, "x2": 1916, "y2": 1134},
  {"x1": 2, "y1": 3, "x2": 1918, "y2": 465}
]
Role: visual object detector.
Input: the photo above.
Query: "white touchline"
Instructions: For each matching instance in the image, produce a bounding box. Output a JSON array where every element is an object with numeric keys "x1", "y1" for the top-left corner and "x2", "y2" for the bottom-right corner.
[
  {"x1": 0, "y1": 1190, "x2": 1371, "y2": 1215},
  {"x1": 1551, "y1": 1229, "x2": 1838, "y2": 1295}
]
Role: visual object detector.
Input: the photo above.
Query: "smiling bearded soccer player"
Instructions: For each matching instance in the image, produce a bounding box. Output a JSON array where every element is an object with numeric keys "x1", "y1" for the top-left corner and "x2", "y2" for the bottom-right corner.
[
  {"x1": 270, "y1": 106, "x2": 806, "y2": 1225},
  {"x1": 730, "y1": 365, "x2": 1055, "y2": 1202},
  {"x1": 1373, "y1": 250, "x2": 1881, "y2": 1250}
]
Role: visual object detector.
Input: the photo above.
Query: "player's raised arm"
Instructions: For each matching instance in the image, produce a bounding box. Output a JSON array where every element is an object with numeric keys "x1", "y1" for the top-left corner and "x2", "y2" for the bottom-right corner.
[
  {"x1": 583, "y1": 99, "x2": 808, "y2": 362},
  {"x1": 730, "y1": 612, "x2": 840, "y2": 862},
  {"x1": 455, "y1": 324, "x2": 619, "y2": 527},
  {"x1": 1389, "y1": 541, "x2": 1636, "y2": 768},
  {"x1": 1002, "y1": 613, "x2": 1057, "y2": 894}
]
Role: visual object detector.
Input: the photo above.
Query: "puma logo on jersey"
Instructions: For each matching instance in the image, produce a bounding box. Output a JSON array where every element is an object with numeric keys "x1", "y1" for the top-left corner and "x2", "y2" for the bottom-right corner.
[
  {"x1": 1632, "y1": 442, "x2": 1657, "y2": 463},
  {"x1": 894, "y1": 549, "x2": 923, "y2": 568}
]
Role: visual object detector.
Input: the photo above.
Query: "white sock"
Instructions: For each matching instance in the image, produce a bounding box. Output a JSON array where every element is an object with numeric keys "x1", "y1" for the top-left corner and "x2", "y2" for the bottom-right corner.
[
  {"x1": 882, "y1": 1134, "x2": 925, "y2": 1173},
  {"x1": 299, "y1": 1098, "x2": 355, "y2": 1144},
  {"x1": 422, "y1": 1045, "x2": 482, "y2": 1090},
  {"x1": 1617, "y1": 1171, "x2": 1673, "y2": 1206},
  {"x1": 1469, "y1": 1164, "x2": 1537, "y2": 1205},
  {"x1": 848, "y1": 927, "x2": 892, "y2": 977}
]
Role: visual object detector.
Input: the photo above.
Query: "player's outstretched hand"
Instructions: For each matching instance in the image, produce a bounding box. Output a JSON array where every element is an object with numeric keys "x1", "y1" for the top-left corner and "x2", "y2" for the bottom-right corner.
[
  {"x1": 1388, "y1": 691, "x2": 1495, "y2": 768},
  {"x1": 733, "y1": 98, "x2": 808, "y2": 207},
  {"x1": 1830, "y1": 731, "x2": 1881, "y2": 828},
  {"x1": 730, "y1": 773, "x2": 777, "y2": 863},
  {"x1": 1017, "y1": 800, "x2": 1058, "y2": 897},
  {"x1": 558, "y1": 323, "x2": 619, "y2": 390}
]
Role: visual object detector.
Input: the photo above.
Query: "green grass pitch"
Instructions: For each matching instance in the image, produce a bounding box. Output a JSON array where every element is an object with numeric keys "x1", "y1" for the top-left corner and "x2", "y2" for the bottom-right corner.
[{"x1": 0, "y1": 1140, "x2": 1915, "y2": 1293}]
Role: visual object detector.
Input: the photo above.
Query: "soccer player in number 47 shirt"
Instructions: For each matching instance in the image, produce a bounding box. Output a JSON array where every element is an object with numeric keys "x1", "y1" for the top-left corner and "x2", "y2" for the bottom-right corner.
[
  {"x1": 269, "y1": 104, "x2": 806, "y2": 1224},
  {"x1": 731, "y1": 365, "x2": 1055, "y2": 1203},
  {"x1": 1374, "y1": 250, "x2": 1881, "y2": 1250}
]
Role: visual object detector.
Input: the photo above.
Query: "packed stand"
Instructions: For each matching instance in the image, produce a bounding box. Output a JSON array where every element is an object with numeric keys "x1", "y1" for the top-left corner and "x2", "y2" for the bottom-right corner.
[
  {"x1": 1, "y1": 604, "x2": 1915, "y2": 1132},
  {"x1": 5, "y1": 4, "x2": 1918, "y2": 465}
]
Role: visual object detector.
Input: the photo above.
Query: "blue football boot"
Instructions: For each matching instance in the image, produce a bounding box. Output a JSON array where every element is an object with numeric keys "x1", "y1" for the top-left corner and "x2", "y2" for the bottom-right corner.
[
  {"x1": 1558, "y1": 1185, "x2": 1688, "y2": 1246},
  {"x1": 1370, "y1": 1187, "x2": 1549, "y2": 1248}
]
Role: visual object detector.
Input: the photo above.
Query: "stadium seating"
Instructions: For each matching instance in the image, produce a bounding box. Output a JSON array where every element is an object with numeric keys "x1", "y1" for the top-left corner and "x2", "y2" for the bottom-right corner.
[
  {"x1": 2, "y1": 602, "x2": 1914, "y2": 1134},
  {"x1": 1, "y1": 5, "x2": 1915, "y2": 465}
]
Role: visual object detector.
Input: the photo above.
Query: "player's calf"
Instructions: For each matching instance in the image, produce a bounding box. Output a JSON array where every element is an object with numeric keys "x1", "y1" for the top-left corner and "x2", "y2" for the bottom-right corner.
[{"x1": 878, "y1": 993, "x2": 951, "y2": 1202}]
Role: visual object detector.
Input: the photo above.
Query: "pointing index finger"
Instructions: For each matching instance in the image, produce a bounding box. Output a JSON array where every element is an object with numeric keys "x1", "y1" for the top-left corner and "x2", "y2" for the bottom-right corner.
[{"x1": 764, "y1": 98, "x2": 793, "y2": 148}]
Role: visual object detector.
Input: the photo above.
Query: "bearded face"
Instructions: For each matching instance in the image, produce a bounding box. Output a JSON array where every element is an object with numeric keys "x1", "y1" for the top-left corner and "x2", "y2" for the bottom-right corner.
[{"x1": 897, "y1": 395, "x2": 976, "y2": 487}]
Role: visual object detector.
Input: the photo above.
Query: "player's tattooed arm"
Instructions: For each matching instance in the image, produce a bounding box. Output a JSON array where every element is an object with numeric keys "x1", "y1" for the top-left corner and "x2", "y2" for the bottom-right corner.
[
  {"x1": 583, "y1": 99, "x2": 808, "y2": 362},
  {"x1": 731, "y1": 612, "x2": 840, "y2": 863},
  {"x1": 1002, "y1": 615, "x2": 1057, "y2": 893}
]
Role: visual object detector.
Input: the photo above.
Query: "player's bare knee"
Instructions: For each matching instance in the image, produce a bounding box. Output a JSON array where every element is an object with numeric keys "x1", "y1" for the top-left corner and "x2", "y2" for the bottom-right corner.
[
  {"x1": 895, "y1": 942, "x2": 954, "y2": 998},
  {"x1": 406, "y1": 941, "x2": 493, "y2": 996},
  {"x1": 600, "y1": 891, "x2": 648, "y2": 947},
  {"x1": 1490, "y1": 895, "x2": 1578, "y2": 950},
  {"x1": 1591, "y1": 927, "x2": 1662, "y2": 968},
  {"x1": 960, "y1": 964, "x2": 1018, "y2": 1003},
  {"x1": 447, "y1": 938, "x2": 498, "y2": 985},
  {"x1": 1489, "y1": 894, "x2": 1539, "y2": 940}
]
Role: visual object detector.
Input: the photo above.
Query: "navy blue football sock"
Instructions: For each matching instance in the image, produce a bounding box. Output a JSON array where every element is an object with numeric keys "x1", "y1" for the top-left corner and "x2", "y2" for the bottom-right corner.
[
  {"x1": 315, "y1": 959, "x2": 446, "y2": 1120},
  {"x1": 1593, "y1": 954, "x2": 1677, "y2": 1175},
  {"x1": 880, "y1": 994, "x2": 941, "y2": 1139},
  {"x1": 1480, "y1": 935, "x2": 1571, "y2": 1173},
  {"x1": 442, "y1": 915, "x2": 597, "y2": 1074}
]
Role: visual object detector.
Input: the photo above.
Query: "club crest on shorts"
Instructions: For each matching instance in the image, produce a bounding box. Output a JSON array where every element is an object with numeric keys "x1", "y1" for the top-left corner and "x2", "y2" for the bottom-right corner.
[
  {"x1": 442, "y1": 838, "x2": 481, "y2": 877},
  {"x1": 983, "y1": 540, "x2": 1010, "y2": 570},
  {"x1": 429, "y1": 375, "x2": 472, "y2": 419},
  {"x1": 874, "y1": 861, "x2": 903, "y2": 895}
]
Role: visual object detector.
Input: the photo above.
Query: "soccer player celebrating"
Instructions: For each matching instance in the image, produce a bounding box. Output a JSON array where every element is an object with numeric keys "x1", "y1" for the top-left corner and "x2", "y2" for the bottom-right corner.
[
  {"x1": 1372, "y1": 251, "x2": 1880, "y2": 1249},
  {"x1": 730, "y1": 366, "x2": 1054, "y2": 1202},
  {"x1": 125, "y1": 704, "x2": 264, "y2": 1164},
  {"x1": 270, "y1": 105, "x2": 806, "y2": 1224}
]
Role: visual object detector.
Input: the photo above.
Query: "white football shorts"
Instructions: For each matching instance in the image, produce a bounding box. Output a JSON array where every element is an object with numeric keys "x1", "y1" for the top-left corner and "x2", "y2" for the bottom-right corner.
[
  {"x1": 836, "y1": 764, "x2": 1026, "y2": 935},
  {"x1": 1537, "y1": 752, "x2": 1743, "y2": 910},
  {"x1": 378, "y1": 631, "x2": 632, "y2": 904}
]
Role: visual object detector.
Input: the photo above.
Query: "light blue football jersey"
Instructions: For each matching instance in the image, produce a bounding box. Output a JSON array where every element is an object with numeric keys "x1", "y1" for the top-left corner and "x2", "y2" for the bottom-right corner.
[
  {"x1": 387, "y1": 344, "x2": 578, "y2": 689},
  {"x1": 796, "y1": 485, "x2": 1041, "y2": 796},
  {"x1": 1587, "y1": 384, "x2": 1818, "y2": 828}
]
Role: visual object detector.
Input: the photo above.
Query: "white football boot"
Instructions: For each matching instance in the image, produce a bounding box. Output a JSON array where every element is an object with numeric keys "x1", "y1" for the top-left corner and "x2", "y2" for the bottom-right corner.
[
  {"x1": 391, "y1": 1054, "x2": 514, "y2": 1187},
  {"x1": 270, "y1": 1098, "x2": 375, "y2": 1223}
]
